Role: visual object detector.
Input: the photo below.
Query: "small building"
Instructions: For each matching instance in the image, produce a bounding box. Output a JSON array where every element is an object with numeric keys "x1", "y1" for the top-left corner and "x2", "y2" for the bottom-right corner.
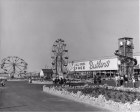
[
  {"x1": 40, "y1": 69, "x2": 53, "y2": 79},
  {"x1": 26, "y1": 72, "x2": 40, "y2": 79}
]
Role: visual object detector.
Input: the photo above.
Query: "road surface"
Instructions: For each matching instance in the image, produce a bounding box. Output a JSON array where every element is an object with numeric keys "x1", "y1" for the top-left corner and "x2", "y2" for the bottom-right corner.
[{"x1": 0, "y1": 81, "x2": 109, "y2": 111}]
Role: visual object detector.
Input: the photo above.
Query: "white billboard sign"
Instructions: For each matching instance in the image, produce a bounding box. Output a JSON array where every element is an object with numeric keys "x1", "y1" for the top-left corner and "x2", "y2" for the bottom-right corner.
[
  {"x1": 68, "y1": 58, "x2": 118, "y2": 72},
  {"x1": 88, "y1": 58, "x2": 118, "y2": 71}
]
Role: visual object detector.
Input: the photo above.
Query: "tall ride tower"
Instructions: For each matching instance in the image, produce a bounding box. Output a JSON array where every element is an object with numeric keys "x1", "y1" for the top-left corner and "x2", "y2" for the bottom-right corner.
[{"x1": 115, "y1": 37, "x2": 137, "y2": 79}]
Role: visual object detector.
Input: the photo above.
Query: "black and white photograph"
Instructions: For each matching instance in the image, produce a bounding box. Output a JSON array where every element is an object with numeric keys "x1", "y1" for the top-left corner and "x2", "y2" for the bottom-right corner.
[{"x1": 0, "y1": 0, "x2": 139, "y2": 111}]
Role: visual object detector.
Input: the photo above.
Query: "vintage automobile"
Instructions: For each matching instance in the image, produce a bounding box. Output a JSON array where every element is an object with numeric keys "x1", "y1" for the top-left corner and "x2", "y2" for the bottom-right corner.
[{"x1": 0, "y1": 77, "x2": 7, "y2": 86}]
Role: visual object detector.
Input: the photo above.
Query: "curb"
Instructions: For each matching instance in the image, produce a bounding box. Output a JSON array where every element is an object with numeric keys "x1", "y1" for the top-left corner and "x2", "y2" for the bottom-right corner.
[
  {"x1": 8, "y1": 79, "x2": 27, "y2": 81},
  {"x1": 31, "y1": 81, "x2": 53, "y2": 84}
]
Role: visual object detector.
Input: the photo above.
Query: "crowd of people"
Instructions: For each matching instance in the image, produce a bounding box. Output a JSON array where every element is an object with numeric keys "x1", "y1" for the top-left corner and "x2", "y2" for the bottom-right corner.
[
  {"x1": 93, "y1": 74, "x2": 137, "y2": 88},
  {"x1": 28, "y1": 74, "x2": 138, "y2": 88},
  {"x1": 115, "y1": 75, "x2": 136, "y2": 87},
  {"x1": 53, "y1": 77, "x2": 67, "y2": 85}
]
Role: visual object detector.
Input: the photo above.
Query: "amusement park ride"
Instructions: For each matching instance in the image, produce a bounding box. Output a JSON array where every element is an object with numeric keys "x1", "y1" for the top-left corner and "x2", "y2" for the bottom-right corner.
[
  {"x1": 0, "y1": 56, "x2": 28, "y2": 78},
  {"x1": 115, "y1": 37, "x2": 137, "y2": 80},
  {"x1": 51, "y1": 39, "x2": 68, "y2": 78}
]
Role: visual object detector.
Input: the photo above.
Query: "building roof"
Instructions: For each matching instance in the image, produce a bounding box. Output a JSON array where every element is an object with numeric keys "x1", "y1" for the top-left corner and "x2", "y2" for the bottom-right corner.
[
  {"x1": 41, "y1": 69, "x2": 53, "y2": 74},
  {"x1": 69, "y1": 54, "x2": 140, "y2": 64},
  {"x1": 119, "y1": 37, "x2": 133, "y2": 40}
]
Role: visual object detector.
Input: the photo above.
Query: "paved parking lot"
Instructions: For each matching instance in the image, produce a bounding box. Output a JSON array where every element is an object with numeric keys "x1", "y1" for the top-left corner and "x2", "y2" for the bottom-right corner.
[{"x1": 0, "y1": 81, "x2": 109, "y2": 111}]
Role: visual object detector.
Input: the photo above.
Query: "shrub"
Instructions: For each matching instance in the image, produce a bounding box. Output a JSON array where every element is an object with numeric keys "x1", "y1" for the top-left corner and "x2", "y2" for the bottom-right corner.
[{"x1": 63, "y1": 85, "x2": 140, "y2": 104}]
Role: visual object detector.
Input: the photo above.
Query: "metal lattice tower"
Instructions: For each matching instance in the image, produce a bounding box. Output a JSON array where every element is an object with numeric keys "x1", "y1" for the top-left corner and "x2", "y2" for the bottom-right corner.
[{"x1": 115, "y1": 37, "x2": 137, "y2": 79}]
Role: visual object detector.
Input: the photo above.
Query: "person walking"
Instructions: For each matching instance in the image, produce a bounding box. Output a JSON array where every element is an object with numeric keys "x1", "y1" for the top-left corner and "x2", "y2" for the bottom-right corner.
[
  {"x1": 29, "y1": 77, "x2": 32, "y2": 83},
  {"x1": 124, "y1": 75, "x2": 128, "y2": 87},
  {"x1": 94, "y1": 75, "x2": 97, "y2": 85},
  {"x1": 132, "y1": 76, "x2": 136, "y2": 88},
  {"x1": 115, "y1": 75, "x2": 119, "y2": 87},
  {"x1": 120, "y1": 76, "x2": 124, "y2": 86}
]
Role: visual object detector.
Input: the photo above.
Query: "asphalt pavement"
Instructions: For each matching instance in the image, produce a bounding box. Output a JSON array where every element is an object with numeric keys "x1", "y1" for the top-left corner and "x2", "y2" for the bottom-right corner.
[{"x1": 0, "y1": 81, "x2": 109, "y2": 111}]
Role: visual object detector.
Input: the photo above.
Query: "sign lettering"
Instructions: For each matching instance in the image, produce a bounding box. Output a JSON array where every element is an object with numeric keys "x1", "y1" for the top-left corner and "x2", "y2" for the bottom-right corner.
[{"x1": 89, "y1": 60, "x2": 110, "y2": 69}]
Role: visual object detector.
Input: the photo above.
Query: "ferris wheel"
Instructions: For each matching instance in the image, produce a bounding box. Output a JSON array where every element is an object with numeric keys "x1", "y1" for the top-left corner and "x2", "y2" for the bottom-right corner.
[
  {"x1": 51, "y1": 39, "x2": 68, "y2": 78},
  {"x1": 1, "y1": 56, "x2": 28, "y2": 78}
]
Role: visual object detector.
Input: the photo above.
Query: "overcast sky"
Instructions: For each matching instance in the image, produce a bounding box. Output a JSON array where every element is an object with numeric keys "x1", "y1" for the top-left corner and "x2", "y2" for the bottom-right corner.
[{"x1": 0, "y1": 0, "x2": 139, "y2": 72}]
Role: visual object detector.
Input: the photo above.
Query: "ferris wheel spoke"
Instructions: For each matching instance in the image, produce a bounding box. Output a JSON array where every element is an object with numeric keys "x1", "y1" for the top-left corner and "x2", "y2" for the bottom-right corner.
[
  {"x1": 2, "y1": 64, "x2": 12, "y2": 69},
  {"x1": 16, "y1": 61, "x2": 25, "y2": 65},
  {"x1": 13, "y1": 57, "x2": 17, "y2": 63},
  {"x1": 3, "y1": 64, "x2": 12, "y2": 68},
  {"x1": 2, "y1": 62, "x2": 12, "y2": 65},
  {"x1": 6, "y1": 61, "x2": 13, "y2": 65},
  {"x1": 15, "y1": 58, "x2": 20, "y2": 63},
  {"x1": 10, "y1": 57, "x2": 14, "y2": 63},
  {"x1": 6, "y1": 58, "x2": 10, "y2": 62},
  {"x1": 16, "y1": 66, "x2": 23, "y2": 71},
  {"x1": 15, "y1": 61, "x2": 21, "y2": 64},
  {"x1": 61, "y1": 60, "x2": 65, "y2": 65},
  {"x1": 8, "y1": 67, "x2": 13, "y2": 73},
  {"x1": 16, "y1": 64, "x2": 25, "y2": 67},
  {"x1": 13, "y1": 57, "x2": 16, "y2": 63},
  {"x1": 62, "y1": 58, "x2": 66, "y2": 63},
  {"x1": 4, "y1": 61, "x2": 11, "y2": 64},
  {"x1": 5, "y1": 59, "x2": 13, "y2": 63},
  {"x1": 15, "y1": 67, "x2": 21, "y2": 73}
]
